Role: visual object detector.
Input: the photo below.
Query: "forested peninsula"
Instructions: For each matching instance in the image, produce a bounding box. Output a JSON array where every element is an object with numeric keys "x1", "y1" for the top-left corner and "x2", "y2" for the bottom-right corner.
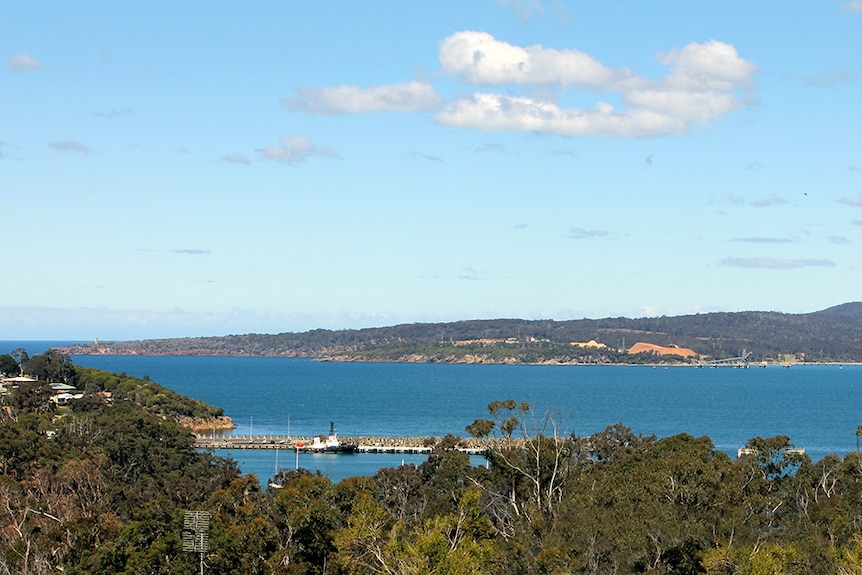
[
  {"x1": 60, "y1": 301, "x2": 862, "y2": 364},
  {"x1": 5, "y1": 352, "x2": 862, "y2": 573}
]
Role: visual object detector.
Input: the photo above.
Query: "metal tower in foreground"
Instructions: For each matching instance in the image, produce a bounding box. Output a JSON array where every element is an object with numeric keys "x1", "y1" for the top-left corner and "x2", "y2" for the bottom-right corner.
[{"x1": 183, "y1": 510, "x2": 211, "y2": 575}]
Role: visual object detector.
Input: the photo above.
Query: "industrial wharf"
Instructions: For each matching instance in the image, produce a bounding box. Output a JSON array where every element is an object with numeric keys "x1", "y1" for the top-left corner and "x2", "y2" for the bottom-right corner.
[{"x1": 194, "y1": 434, "x2": 496, "y2": 455}]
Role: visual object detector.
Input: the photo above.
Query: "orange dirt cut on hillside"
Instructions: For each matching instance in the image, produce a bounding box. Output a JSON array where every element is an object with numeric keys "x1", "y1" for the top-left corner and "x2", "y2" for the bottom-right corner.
[{"x1": 627, "y1": 342, "x2": 698, "y2": 358}]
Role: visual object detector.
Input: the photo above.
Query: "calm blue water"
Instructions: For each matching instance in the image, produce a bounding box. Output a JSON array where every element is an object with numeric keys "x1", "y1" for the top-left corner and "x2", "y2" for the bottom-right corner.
[
  {"x1": 5, "y1": 342, "x2": 860, "y2": 483},
  {"x1": 70, "y1": 355, "x2": 861, "y2": 466}
]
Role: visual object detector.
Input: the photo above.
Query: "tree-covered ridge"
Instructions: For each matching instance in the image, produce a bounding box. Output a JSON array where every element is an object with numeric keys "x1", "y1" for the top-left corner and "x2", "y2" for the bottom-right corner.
[
  {"x1": 61, "y1": 302, "x2": 862, "y2": 363},
  {"x1": 1, "y1": 348, "x2": 225, "y2": 422},
  {"x1": 75, "y1": 366, "x2": 225, "y2": 421}
]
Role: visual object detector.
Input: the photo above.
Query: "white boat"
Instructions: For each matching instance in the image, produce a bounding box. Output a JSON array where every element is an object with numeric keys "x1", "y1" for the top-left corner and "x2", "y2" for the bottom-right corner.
[{"x1": 299, "y1": 422, "x2": 357, "y2": 453}]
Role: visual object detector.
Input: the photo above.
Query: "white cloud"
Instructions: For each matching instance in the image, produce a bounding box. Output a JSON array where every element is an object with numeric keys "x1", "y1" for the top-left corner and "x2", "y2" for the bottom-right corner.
[
  {"x1": 477, "y1": 142, "x2": 507, "y2": 153},
  {"x1": 657, "y1": 40, "x2": 757, "y2": 92},
  {"x1": 287, "y1": 32, "x2": 757, "y2": 139},
  {"x1": 802, "y1": 70, "x2": 856, "y2": 87},
  {"x1": 751, "y1": 193, "x2": 788, "y2": 208},
  {"x1": 438, "y1": 31, "x2": 632, "y2": 89},
  {"x1": 547, "y1": 147, "x2": 577, "y2": 158},
  {"x1": 838, "y1": 194, "x2": 862, "y2": 207},
  {"x1": 435, "y1": 34, "x2": 755, "y2": 137},
  {"x1": 623, "y1": 89, "x2": 743, "y2": 125},
  {"x1": 258, "y1": 136, "x2": 340, "y2": 165},
  {"x1": 568, "y1": 227, "x2": 611, "y2": 239},
  {"x1": 624, "y1": 40, "x2": 757, "y2": 125},
  {"x1": 409, "y1": 151, "x2": 444, "y2": 162},
  {"x1": 719, "y1": 257, "x2": 835, "y2": 269},
  {"x1": 9, "y1": 53, "x2": 42, "y2": 71},
  {"x1": 222, "y1": 153, "x2": 250, "y2": 165},
  {"x1": 49, "y1": 140, "x2": 93, "y2": 155},
  {"x1": 437, "y1": 93, "x2": 686, "y2": 137},
  {"x1": 497, "y1": 0, "x2": 544, "y2": 20},
  {"x1": 731, "y1": 237, "x2": 794, "y2": 244},
  {"x1": 842, "y1": 0, "x2": 862, "y2": 12},
  {"x1": 282, "y1": 81, "x2": 441, "y2": 114}
]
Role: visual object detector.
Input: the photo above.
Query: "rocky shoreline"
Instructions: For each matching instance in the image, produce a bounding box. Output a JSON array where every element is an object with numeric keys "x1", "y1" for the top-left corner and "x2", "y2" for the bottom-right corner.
[{"x1": 178, "y1": 415, "x2": 236, "y2": 433}]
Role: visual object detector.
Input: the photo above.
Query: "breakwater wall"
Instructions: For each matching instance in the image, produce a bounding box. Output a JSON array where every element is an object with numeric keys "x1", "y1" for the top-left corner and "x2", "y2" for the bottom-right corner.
[{"x1": 194, "y1": 434, "x2": 511, "y2": 454}]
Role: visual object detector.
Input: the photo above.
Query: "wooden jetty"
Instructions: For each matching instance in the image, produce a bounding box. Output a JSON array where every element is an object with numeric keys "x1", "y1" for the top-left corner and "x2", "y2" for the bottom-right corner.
[{"x1": 194, "y1": 434, "x2": 493, "y2": 455}]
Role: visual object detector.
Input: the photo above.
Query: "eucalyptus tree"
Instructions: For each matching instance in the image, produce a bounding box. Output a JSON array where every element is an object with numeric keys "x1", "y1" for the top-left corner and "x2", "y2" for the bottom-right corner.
[{"x1": 0, "y1": 354, "x2": 19, "y2": 377}]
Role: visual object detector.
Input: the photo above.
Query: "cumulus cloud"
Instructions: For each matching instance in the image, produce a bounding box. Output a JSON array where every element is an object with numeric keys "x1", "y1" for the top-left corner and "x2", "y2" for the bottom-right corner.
[
  {"x1": 287, "y1": 31, "x2": 757, "y2": 139},
  {"x1": 438, "y1": 31, "x2": 633, "y2": 89},
  {"x1": 282, "y1": 81, "x2": 441, "y2": 114},
  {"x1": 49, "y1": 140, "x2": 93, "y2": 155},
  {"x1": 623, "y1": 40, "x2": 757, "y2": 125},
  {"x1": 719, "y1": 256, "x2": 835, "y2": 269},
  {"x1": 436, "y1": 34, "x2": 756, "y2": 136},
  {"x1": 437, "y1": 94, "x2": 686, "y2": 137},
  {"x1": 568, "y1": 227, "x2": 611, "y2": 239},
  {"x1": 9, "y1": 53, "x2": 42, "y2": 71},
  {"x1": 258, "y1": 136, "x2": 340, "y2": 165},
  {"x1": 659, "y1": 40, "x2": 757, "y2": 92}
]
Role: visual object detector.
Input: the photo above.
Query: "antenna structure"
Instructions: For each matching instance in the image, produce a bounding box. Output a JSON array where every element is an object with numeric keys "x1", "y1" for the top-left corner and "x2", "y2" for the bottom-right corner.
[{"x1": 183, "y1": 510, "x2": 211, "y2": 575}]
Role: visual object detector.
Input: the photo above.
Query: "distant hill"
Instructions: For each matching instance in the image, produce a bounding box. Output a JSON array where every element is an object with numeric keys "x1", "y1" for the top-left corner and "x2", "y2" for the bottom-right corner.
[{"x1": 58, "y1": 302, "x2": 862, "y2": 364}]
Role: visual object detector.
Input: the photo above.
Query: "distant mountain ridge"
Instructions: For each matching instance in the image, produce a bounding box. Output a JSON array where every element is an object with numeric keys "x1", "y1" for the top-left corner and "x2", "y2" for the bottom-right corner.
[{"x1": 58, "y1": 302, "x2": 862, "y2": 364}]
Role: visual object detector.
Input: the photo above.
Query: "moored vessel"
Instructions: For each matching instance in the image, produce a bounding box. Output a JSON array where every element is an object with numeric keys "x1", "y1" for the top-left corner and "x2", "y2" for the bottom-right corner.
[{"x1": 297, "y1": 421, "x2": 357, "y2": 453}]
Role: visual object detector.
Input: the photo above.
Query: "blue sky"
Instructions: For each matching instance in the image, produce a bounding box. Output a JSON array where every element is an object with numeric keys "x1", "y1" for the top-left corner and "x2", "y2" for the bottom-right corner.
[{"x1": 2, "y1": 1, "x2": 861, "y2": 340}]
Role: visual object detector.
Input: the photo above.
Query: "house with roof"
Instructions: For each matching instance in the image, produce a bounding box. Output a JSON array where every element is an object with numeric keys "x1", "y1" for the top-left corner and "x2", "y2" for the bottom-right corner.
[
  {"x1": 52, "y1": 392, "x2": 85, "y2": 406},
  {"x1": 1, "y1": 375, "x2": 37, "y2": 393}
]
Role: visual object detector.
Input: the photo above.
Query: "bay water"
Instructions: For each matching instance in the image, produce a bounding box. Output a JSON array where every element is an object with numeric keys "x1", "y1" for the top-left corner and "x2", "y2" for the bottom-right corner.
[
  {"x1": 4, "y1": 343, "x2": 860, "y2": 484},
  {"x1": 71, "y1": 355, "x2": 861, "y2": 483}
]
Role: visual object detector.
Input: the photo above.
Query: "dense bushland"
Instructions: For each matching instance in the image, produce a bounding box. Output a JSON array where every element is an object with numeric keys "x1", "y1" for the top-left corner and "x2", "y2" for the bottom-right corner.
[{"x1": 59, "y1": 302, "x2": 862, "y2": 363}]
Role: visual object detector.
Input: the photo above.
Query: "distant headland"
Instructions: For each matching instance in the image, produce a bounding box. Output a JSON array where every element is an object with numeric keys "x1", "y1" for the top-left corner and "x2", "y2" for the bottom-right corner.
[{"x1": 56, "y1": 302, "x2": 862, "y2": 365}]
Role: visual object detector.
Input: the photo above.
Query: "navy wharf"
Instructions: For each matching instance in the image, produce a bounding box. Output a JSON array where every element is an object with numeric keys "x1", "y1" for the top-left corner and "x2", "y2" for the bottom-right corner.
[{"x1": 194, "y1": 434, "x2": 494, "y2": 455}]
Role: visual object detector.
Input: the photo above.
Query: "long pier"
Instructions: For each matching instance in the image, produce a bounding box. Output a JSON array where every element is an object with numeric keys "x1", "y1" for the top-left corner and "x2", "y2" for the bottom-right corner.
[{"x1": 194, "y1": 434, "x2": 494, "y2": 455}]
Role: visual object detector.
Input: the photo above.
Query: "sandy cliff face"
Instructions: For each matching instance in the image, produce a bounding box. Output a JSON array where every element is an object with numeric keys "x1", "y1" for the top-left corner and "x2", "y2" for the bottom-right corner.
[
  {"x1": 178, "y1": 415, "x2": 235, "y2": 432},
  {"x1": 627, "y1": 342, "x2": 698, "y2": 358}
]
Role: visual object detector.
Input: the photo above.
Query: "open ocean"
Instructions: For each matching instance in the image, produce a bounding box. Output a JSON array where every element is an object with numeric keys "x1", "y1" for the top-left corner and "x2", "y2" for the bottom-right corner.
[{"x1": 4, "y1": 341, "x2": 861, "y2": 483}]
